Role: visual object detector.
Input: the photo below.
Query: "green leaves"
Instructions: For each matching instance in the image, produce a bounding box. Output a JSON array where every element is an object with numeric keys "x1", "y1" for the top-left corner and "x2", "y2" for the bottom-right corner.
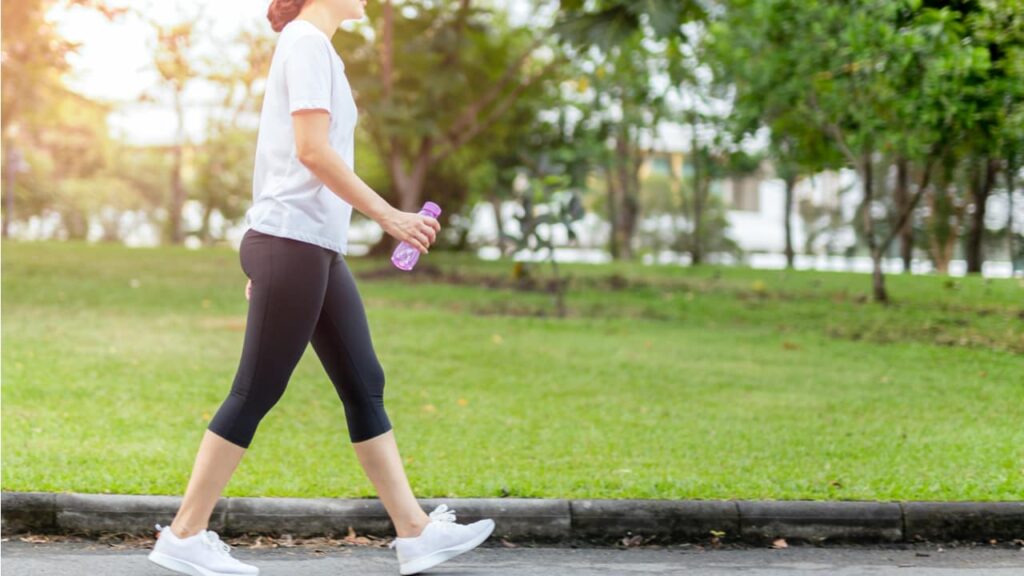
[
  {"x1": 711, "y1": 0, "x2": 1017, "y2": 168},
  {"x1": 552, "y1": 0, "x2": 707, "y2": 50}
]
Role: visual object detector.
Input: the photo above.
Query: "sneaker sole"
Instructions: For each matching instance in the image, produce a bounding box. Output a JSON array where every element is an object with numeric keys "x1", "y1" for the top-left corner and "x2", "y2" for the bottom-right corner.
[
  {"x1": 148, "y1": 549, "x2": 259, "y2": 576},
  {"x1": 399, "y1": 520, "x2": 495, "y2": 575}
]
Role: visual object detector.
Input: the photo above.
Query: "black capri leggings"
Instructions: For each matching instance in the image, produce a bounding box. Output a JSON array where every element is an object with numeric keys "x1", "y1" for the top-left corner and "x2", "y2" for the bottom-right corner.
[{"x1": 207, "y1": 228, "x2": 392, "y2": 448}]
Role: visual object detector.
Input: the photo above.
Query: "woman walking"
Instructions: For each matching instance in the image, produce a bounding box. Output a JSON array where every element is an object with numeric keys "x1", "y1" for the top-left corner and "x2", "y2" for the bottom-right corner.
[{"x1": 147, "y1": 1, "x2": 495, "y2": 574}]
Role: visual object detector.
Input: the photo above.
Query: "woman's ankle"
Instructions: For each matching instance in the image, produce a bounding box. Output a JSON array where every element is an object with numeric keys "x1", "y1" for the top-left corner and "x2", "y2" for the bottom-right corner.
[
  {"x1": 394, "y1": 516, "x2": 430, "y2": 538},
  {"x1": 169, "y1": 520, "x2": 205, "y2": 539}
]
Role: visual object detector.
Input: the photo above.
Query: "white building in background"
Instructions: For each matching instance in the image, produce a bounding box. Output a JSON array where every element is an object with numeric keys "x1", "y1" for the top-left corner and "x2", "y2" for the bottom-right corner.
[{"x1": 635, "y1": 121, "x2": 860, "y2": 258}]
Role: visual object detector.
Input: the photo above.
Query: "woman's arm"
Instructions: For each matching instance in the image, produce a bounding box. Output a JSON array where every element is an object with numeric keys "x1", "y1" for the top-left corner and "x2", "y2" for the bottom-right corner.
[{"x1": 291, "y1": 108, "x2": 439, "y2": 254}]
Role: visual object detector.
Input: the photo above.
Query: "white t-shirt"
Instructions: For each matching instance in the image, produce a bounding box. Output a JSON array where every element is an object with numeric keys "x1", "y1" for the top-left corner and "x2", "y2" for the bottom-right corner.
[{"x1": 245, "y1": 18, "x2": 357, "y2": 260}]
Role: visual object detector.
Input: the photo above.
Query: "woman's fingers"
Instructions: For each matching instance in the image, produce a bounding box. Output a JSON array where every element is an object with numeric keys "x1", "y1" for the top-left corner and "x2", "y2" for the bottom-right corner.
[
  {"x1": 421, "y1": 222, "x2": 436, "y2": 244},
  {"x1": 403, "y1": 229, "x2": 427, "y2": 253},
  {"x1": 390, "y1": 211, "x2": 439, "y2": 253},
  {"x1": 415, "y1": 232, "x2": 430, "y2": 252},
  {"x1": 420, "y1": 215, "x2": 440, "y2": 239}
]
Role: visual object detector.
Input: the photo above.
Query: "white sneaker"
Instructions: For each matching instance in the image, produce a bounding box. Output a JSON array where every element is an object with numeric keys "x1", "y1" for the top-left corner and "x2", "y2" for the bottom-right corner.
[
  {"x1": 389, "y1": 504, "x2": 495, "y2": 575},
  {"x1": 148, "y1": 523, "x2": 259, "y2": 576}
]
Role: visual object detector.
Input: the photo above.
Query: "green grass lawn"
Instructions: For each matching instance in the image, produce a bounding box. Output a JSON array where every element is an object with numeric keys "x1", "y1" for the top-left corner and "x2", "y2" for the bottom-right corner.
[{"x1": 2, "y1": 239, "x2": 1022, "y2": 501}]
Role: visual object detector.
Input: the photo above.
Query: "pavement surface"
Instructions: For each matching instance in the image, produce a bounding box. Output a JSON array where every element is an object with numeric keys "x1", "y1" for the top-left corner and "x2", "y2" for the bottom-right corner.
[{"x1": 2, "y1": 538, "x2": 1023, "y2": 575}]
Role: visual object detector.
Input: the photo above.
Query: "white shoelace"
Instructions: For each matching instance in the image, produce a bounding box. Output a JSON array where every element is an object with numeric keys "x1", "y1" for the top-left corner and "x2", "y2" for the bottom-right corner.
[
  {"x1": 201, "y1": 530, "x2": 232, "y2": 556},
  {"x1": 154, "y1": 523, "x2": 232, "y2": 556},
  {"x1": 428, "y1": 503, "x2": 457, "y2": 523},
  {"x1": 388, "y1": 504, "x2": 457, "y2": 549}
]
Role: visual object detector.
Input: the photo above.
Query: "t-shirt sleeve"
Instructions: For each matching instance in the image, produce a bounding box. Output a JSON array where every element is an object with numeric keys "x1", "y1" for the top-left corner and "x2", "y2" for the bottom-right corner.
[{"x1": 283, "y1": 34, "x2": 333, "y2": 115}]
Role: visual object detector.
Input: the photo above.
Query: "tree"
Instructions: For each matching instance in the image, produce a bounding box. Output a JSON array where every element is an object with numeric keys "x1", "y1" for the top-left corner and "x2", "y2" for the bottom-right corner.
[
  {"x1": 193, "y1": 24, "x2": 276, "y2": 246},
  {"x1": 145, "y1": 8, "x2": 206, "y2": 245},
  {"x1": 1, "y1": 0, "x2": 128, "y2": 239},
  {"x1": 333, "y1": 0, "x2": 562, "y2": 253},
  {"x1": 583, "y1": 33, "x2": 672, "y2": 260},
  {"x1": 554, "y1": 0, "x2": 706, "y2": 47},
  {"x1": 709, "y1": 1, "x2": 992, "y2": 302},
  {"x1": 959, "y1": 0, "x2": 1024, "y2": 273},
  {"x1": 707, "y1": 7, "x2": 843, "y2": 269},
  {"x1": 553, "y1": 0, "x2": 708, "y2": 260},
  {"x1": 502, "y1": 174, "x2": 585, "y2": 317}
]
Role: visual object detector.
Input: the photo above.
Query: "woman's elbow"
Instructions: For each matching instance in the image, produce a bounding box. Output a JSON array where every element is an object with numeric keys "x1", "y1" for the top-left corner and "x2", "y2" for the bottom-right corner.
[{"x1": 296, "y1": 145, "x2": 324, "y2": 170}]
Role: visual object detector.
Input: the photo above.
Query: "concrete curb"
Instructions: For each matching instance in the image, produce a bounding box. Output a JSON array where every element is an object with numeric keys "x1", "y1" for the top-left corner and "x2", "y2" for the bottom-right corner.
[{"x1": 2, "y1": 491, "x2": 1022, "y2": 544}]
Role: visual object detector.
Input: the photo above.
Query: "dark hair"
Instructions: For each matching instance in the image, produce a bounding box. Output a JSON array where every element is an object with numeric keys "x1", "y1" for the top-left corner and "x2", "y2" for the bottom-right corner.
[{"x1": 267, "y1": 0, "x2": 308, "y2": 33}]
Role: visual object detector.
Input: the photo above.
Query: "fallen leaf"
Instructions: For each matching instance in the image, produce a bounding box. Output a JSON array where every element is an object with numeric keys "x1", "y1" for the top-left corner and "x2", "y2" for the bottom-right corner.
[{"x1": 620, "y1": 534, "x2": 644, "y2": 547}]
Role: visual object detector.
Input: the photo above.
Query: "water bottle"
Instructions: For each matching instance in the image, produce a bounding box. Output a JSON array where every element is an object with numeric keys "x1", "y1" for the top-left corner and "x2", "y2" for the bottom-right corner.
[{"x1": 391, "y1": 201, "x2": 442, "y2": 271}]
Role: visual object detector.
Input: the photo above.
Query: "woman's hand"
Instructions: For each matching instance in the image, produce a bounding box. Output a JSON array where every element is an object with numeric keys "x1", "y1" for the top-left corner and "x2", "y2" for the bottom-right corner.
[
  {"x1": 245, "y1": 278, "x2": 252, "y2": 301},
  {"x1": 378, "y1": 208, "x2": 441, "y2": 254}
]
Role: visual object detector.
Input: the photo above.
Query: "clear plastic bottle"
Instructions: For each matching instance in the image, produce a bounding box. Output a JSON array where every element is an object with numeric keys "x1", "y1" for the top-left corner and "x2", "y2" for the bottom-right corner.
[{"x1": 391, "y1": 201, "x2": 442, "y2": 271}]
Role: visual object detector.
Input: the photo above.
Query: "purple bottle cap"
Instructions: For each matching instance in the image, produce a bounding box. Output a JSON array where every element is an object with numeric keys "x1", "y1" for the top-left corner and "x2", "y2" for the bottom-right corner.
[{"x1": 421, "y1": 201, "x2": 441, "y2": 218}]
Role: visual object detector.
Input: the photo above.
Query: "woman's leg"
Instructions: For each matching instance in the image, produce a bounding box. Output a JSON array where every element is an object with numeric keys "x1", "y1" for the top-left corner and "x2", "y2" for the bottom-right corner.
[
  {"x1": 310, "y1": 254, "x2": 431, "y2": 538},
  {"x1": 170, "y1": 230, "x2": 333, "y2": 538},
  {"x1": 169, "y1": 430, "x2": 245, "y2": 538},
  {"x1": 352, "y1": 430, "x2": 431, "y2": 537}
]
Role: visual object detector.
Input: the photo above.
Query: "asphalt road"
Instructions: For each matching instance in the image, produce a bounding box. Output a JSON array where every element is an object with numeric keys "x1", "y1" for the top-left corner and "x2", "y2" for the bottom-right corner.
[{"x1": 2, "y1": 539, "x2": 1023, "y2": 575}]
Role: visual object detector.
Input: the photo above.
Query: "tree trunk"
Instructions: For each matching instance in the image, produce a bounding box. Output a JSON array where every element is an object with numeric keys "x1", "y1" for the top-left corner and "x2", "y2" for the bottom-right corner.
[
  {"x1": 965, "y1": 157, "x2": 998, "y2": 274},
  {"x1": 691, "y1": 140, "x2": 704, "y2": 266},
  {"x1": 199, "y1": 202, "x2": 214, "y2": 246},
  {"x1": 1008, "y1": 154, "x2": 1018, "y2": 271},
  {"x1": 861, "y1": 151, "x2": 888, "y2": 303},
  {"x1": 366, "y1": 233, "x2": 396, "y2": 258},
  {"x1": 376, "y1": 139, "x2": 434, "y2": 256},
  {"x1": 783, "y1": 172, "x2": 796, "y2": 269},
  {"x1": 928, "y1": 182, "x2": 957, "y2": 274},
  {"x1": 894, "y1": 157, "x2": 912, "y2": 272},
  {"x1": 99, "y1": 209, "x2": 121, "y2": 242},
  {"x1": 3, "y1": 142, "x2": 14, "y2": 239},
  {"x1": 388, "y1": 138, "x2": 432, "y2": 213},
  {"x1": 871, "y1": 251, "x2": 887, "y2": 304},
  {"x1": 614, "y1": 133, "x2": 638, "y2": 260},
  {"x1": 605, "y1": 162, "x2": 621, "y2": 259},
  {"x1": 168, "y1": 89, "x2": 186, "y2": 245}
]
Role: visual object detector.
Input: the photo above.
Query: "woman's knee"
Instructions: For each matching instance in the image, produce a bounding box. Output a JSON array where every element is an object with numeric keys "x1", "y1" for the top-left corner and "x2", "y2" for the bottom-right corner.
[
  {"x1": 207, "y1": 385, "x2": 287, "y2": 448},
  {"x1": 339, "y1": 360, "x2": 391, "y2": 442},
  {"x1": 364, "y1": 360, "x2": 386, "y2": 397}
]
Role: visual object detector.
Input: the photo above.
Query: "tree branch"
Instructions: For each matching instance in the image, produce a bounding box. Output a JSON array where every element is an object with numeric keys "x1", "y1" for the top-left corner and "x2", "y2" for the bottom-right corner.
[
  {"x1": 442, "y1": 36, "x2": 545, "y2": 142},
  {"x1": 879, "y1": 144, "x2": 942, "y2": 254},
  {"x1": 431, "y1": 55, "x2": 561, "y2": 164},
  {"x1": 807, "y1": 91, "x2": 858, "y2": 167}
]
